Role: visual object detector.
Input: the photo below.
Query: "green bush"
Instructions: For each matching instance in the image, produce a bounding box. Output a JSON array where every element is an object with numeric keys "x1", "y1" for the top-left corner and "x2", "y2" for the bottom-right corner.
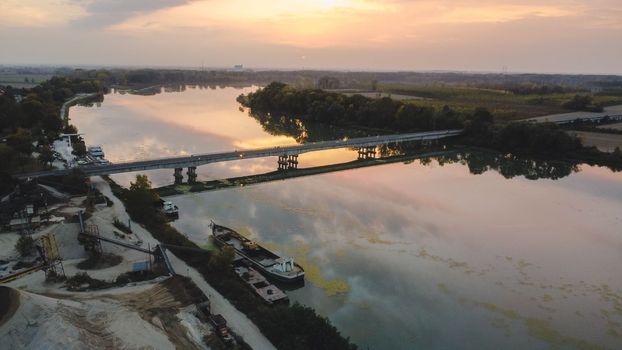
[
  {"x1": 112, "y1": 174, "x2": 357, "y2": 349},
  {"x1": 15, "y1": 235, "x2": 35, "y2": 257}
]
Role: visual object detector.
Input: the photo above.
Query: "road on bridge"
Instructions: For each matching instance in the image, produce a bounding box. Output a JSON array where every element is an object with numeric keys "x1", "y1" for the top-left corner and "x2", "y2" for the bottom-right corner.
[{"x1": 16, "y1": 129, "x2": 462, "y2": 179}]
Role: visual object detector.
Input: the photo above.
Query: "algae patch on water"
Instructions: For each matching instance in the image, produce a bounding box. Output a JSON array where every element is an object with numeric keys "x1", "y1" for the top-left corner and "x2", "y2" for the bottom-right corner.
[
  {"x1": 261, "y1": 240, "x2": 350, "y2": 296},
  {"x1": 472, "y1": 300, "x2": 608, "y2": 350},
  {"x1": 365, "y1": 232, "x2": 395, "y2": 245},
  {"x1": 174, "y1": 184, "x2": 192, "y2": 194},
  {"x1": 301, "y1": 259, "x2": 350, "y2": 296},
  {"x1": 417, "y1": 247, "x2": 474, "y2": 274},
  {"x1": 437, "y1": 283, "x2": 449, "y2": 294}
]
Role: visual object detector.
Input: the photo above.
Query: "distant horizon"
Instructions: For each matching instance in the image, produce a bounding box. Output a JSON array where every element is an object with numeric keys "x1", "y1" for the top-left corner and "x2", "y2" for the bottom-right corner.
[
  {"x1": 1, "y1": 1, "x2": 620, "y2": 76},
  {"x1": 1, "y1": 63, "x2": 621, "y2": 77}
]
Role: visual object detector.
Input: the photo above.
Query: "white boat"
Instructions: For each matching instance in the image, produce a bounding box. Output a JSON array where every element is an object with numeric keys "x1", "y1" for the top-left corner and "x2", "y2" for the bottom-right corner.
[
  {"x1": 87, "y1": 145, "x2": 105, "y2": 158},
  {"x1": 161, "y1": 201, "x2": 179, "y2": 216}
]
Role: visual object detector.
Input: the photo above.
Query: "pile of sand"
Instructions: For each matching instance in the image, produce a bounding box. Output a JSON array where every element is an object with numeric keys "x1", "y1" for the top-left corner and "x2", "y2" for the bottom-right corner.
[
  {"x1": 0, "y1": 280, "x2": 208, "y2": 349},
  {"x1": 0, "y1": 286, "x2": 19, "y2": 328}
]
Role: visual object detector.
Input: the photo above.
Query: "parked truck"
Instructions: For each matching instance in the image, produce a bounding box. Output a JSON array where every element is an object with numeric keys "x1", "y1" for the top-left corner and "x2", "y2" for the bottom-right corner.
[{"x1": 209, "y1": 314, "x2": 234, "y2": 343}]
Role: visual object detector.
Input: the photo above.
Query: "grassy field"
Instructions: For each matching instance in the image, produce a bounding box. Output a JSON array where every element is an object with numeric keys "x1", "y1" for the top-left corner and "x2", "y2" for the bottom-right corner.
[
  {"x1": 0, "y1": 73, "x2": 53, "y2": 88},
  {"x1": 376, "y1": 83, "x2": 622, "y2": 122},
  {"x1": 572, "y1": 131, "x2": 622, "y2": 152}
]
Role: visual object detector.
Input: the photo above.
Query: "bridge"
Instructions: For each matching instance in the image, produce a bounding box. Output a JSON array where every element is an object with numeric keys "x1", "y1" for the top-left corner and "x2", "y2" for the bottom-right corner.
[
  {"x1": 155, "y1": 149, "x2": 460, "y2": 196},
  {"x1": 16, "y1": 129, "x2": 462, "y2": 182}
]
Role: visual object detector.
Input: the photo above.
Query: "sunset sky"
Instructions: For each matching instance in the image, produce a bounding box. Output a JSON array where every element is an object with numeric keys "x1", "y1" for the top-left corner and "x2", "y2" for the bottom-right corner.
[{"x1": 1, "y1": 0, "x2": 620, "y2": 74}]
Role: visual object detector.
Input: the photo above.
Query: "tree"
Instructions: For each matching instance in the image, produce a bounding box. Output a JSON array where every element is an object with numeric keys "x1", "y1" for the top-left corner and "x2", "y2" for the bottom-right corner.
[
  {"x1": 38, "y1": 144, "x2": 54, "y2": 166},
  {"x1": 19, "y1": 99, "x2": 45, "y2": 129},
  {"x1": 464, "y1": 107, "x2": 494, "y2": 145},
  {"x1": 16, "y1": 235, "x2": 36, "y2": 256},
  {"x1": 208, "y1": 246, "x2": 235, "y2": 272},
  {"x1": 371, "y1": 80, "x2": 378, "y2": 91},
  {"x1": 64, "y1": 124, "x2": 78, "y2": 134},
  {"x1": 125, "y1": 174, "x2": 160, "y2": 222},
  {"x1": 0, "y1": 144, "x2": 17, "y2": 170},
  {"x1": 562, "y1": 94, "x2": 603, "y2": 112},
  {"x1": 72, "y1": 140, "x2": 86, "y2": 157},
  {"x1": 7, "y1": 128, "x2": 34, "y2": 154},
  {"x1": 317, "y1": 76, "x2": 340, "y2": 89},
  {"x1": 130, "y1": 174, "x2": 152, "y2": 191}
]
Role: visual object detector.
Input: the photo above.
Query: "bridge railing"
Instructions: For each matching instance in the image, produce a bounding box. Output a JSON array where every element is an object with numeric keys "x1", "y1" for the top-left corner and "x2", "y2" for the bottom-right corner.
[{"x1": 16, "y1": 129, "x2": 463, "y2": 178}]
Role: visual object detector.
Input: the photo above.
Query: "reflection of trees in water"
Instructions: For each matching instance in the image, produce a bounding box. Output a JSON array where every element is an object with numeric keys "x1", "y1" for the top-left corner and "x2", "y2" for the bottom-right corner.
[
  {"x1": 76, "y1": 93, "x2": 105, "y2": 107},
  {"x1": 249, "y1": 111, "x2": 372, "y2": 143},
  {"x1": 114, "y1": 83, "x2": 253, "y2": 96},
  {"x1": 428, "y1": 152, "x2": 579, "y2": 180},
  {"x1": 249, "y1": 110, "x2": 580, "y2": 180}
]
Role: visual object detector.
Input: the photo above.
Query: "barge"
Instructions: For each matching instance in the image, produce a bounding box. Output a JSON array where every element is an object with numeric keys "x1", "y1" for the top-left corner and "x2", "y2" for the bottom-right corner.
[
  {"x1": 210, "y1": 222, "x2": 304, "y2": 283},
  {"x1": 234, "y1": 264, "x2": 289, "y2": 304}
]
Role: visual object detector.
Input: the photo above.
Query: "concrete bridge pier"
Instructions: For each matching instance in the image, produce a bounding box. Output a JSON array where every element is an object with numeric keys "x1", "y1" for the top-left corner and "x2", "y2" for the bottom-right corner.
[
  {"x1": 287, "y1": 154, "x2": 299, "y2": 169},
  {"x1": 187, "y1": 166, "x2": 197, "y2": 183},
  {"x1": 174, "y1": 168, "x2": 183, "y2": 184},
  {"x1": 357, "y1": 146, "x2": 377, "y2": 160},
  {"x1": 278, "y1": 155, "x2": 288, "y2": 170},
  {"x1": 278, "y1": 154, "x2": 299, "y2": 170}
]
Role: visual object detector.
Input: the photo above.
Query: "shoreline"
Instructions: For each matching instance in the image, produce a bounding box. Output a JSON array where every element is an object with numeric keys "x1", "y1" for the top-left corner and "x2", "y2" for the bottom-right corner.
[{"x1": 93, "y1": 176, "x2": 277, "y2": 350}]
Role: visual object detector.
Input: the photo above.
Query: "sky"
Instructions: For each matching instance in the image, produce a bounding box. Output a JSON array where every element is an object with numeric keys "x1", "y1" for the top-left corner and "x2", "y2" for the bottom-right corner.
[{"x1": 0, "y1": 0, "x2": 621, "y2": 74}]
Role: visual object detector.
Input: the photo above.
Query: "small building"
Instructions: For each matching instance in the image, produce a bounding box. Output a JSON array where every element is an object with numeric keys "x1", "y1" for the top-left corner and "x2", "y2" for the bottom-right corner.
[{"x1": 9, "y1": 216, "x2": 42, "y2": 231}]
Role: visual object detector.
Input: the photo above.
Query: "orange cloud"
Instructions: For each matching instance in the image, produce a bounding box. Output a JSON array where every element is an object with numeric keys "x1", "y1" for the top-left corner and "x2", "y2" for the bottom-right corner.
[{"x1": 107, "y1": 0, "x2": 586, "y2": 49}]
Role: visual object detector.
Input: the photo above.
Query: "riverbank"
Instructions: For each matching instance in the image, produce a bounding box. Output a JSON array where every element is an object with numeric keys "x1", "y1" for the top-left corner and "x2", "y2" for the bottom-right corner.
[
  {"x1": 105, "y1": 175, "x2": 358, "y2": 350},
  {"x1": 61, "y1": 93, "x2": 103, "y2": 126},
  {"x1": 91, "y1": 176, "x2": 277, "y2": 350}
]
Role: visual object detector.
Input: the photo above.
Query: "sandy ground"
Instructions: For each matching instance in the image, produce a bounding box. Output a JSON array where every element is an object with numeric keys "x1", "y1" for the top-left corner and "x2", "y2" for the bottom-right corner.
[
  {"x1": 0, "y1": 279, "x2": 209, "y2": 349},
  {"x1": 1, "y1": 177, "x2": 276, "y2": 349},
  {"x1": 1, "y1": 188, "x2": 208, "y2": 349},
  {"x1": 52, "y1": 138, "x2": 76, "y2": 169},
  {"x1": 525, "y1": 104, "x2": 622, "y2": 123},
  {"x1": 91, "y1": 176, "x2": 277, "y2": 350},
  {"x1": 167, "y1": 253, "x2": 276, "y2": 350},
  {"x1": 570, "y1": 131, "x2": 622, "y2": 152}
]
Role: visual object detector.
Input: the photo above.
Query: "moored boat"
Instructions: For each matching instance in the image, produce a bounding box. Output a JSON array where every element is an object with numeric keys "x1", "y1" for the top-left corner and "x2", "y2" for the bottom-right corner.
[
  {"x1": 159, "y1": 200, "x2": 179, "y2": 219},
  {"x1": 210, "y1": 222, "x2": 305, "y2": 283}
]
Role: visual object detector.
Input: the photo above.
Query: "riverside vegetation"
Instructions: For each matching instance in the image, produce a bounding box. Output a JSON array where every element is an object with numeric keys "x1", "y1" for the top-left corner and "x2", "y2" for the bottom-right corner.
[
  {"x1": 238, "y1": 82, "x2": 622, "y2": 170},
  {"x1": 0, "y1": 76, "x2": 105, "y2": 194},
  {"x1": 3, "y1": 71, "x2": 622, "y2": 348},
  {"x1": 107, "y1": 175, "x2": 357, "y2": 350}
]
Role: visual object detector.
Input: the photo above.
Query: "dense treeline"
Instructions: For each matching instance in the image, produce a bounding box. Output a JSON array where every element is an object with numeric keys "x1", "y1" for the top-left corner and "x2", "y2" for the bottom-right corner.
[
  {"x1": 240, "y1": 82, "x2": 583, "y2": 156},
  {"x1": 110, "y1": 175, "x2": 357, "y2": 350},
  {"x1": 239, "y1": 82, "x2": 466, "y2": 130},
  {"x1": 463, "y1": 118, "x2": 583, "y2": 156},
  {"x1": 561, "y1": 94, "x2": 603, "y2": 112},
  {"x1": 0, "y1": 77, "x2": 106, "y2": 194},
  {"x1": 241, "y1": 83, "x2": 621, "y2": 169},
  {"x1": 63, "y1": 68, "x2": 622, "y2": 90}
]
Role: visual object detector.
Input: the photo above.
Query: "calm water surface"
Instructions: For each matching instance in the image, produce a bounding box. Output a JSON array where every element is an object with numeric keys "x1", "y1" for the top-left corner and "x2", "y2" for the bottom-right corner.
[{"x1": 72, "y1": 86, "x2": 622, "y2": 350}]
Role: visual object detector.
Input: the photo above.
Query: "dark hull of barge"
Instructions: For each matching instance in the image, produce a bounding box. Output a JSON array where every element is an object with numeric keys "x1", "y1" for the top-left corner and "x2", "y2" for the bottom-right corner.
[{"x1": 211, "y1": 224, "x2": 305, "y2": 283}]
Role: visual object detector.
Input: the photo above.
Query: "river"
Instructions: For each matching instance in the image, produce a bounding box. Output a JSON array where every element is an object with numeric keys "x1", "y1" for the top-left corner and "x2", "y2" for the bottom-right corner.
[{"x1": 71, "y1": 85, "x2": 622, "y2": 350}]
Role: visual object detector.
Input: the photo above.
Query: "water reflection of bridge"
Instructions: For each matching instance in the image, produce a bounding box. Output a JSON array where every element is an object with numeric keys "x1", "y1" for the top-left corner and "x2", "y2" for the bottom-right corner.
[
  {"x1": 155, "y1": 150, "x2": 459, "y2": 197},
  {"x1": 15, "y1": 130, "x2": 462, "y2": 182}
]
